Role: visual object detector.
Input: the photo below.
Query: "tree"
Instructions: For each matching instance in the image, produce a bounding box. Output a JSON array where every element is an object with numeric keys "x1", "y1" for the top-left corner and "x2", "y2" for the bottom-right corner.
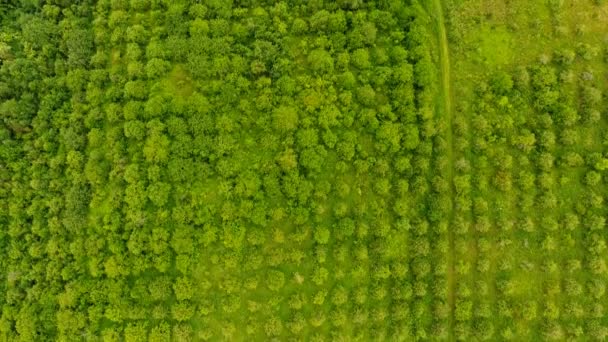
[
  {"x1": 64, "y1": 24, "x2": 93, "y2": 68},
  {"x1": 124, "y1": 322, "x2": 147, "y2": 342},
  {"x1": 267, "y1": 270, "x2": 285, "y2": 291},
  {"x1": 124, "y1": 120, "x2": 146, "y2": 140},
  {"x1": 126, "y1": 24, "x2": 147, "y2": 44},
  {"x1": 474, "y1": 320, "x2": 495, "y2": 341},
  {"x1": 149, "y1": 323, "x2": 170, "y2": 342},
  {"x1": 392, "y1": 63, "x2": 414, "y2": 85},
  {"x1": 173, "y1": 277, "x2": 193, "y2": 301},
  {"x1": 173, "y1": 324, "x2": 193, "y2": 342},
  {"x1": 554, "y1": 48, "x2": 576, "y2": 64},
  {"x1": 124, "y1": 80, "x2": 147, "y2": 99},
  {"x1": 102, "y1": 327, "x2": 121, "y2": 342},
  {"x1": 331, "y1": 286, "x2": 348, "y2": 306},
  {"x1": 586, "y1": 171, "x2": 601, "y2": 186},
  {"x1": 357, "y1": 84, "x2": 376, "y2": 107},
  {"x1": 147, "y1": 182, "x2": 171, "y2": 207},
  {"x1": 335, "y1": 218, "x2": 355, "y2": 240},
  {"x1": 351, "y1": 48, "x2": 371, "y2": 69},
  {"x1": 300, "y1": 146, "x2": 327, "y2": 173},
  {"x1": 402, "y1": 124, "x2": 420, "y2": 150},
  {"x1": 555, "y1": 105, "x2": 579, "y2": 127},
  {"x1": 314, "y1": 227, "x2": 330, "y2": 244},
  {"x1": 288, "y1": 313, "x2": 306, "y2": 334},
  {"x1": 104, "y1": 255, "x2": 124, "y2": 278},
  {"x1": 288, "y1": 293, "x2": 306, "y2": 310},
  {"x1": 124, "y1": 179, "x2": 147, "y2": 208},
  {"x1": 145, "y1": 276, "x2": 169, "y2": 303},
  {"x1": 144, "y1": 96, "x2": 167, "y2": 118},
  {"x1": 491, "y1": 71, "x2": 513, "y2": 94},
  {"x1": 146, "y1": 58, "x2": 171, "y2": 79},
  {"x1": 309, "y1": 313, "x2": 326, "y2": 328},
  {"x1": 312, "y1": 267, "x2": 329, "y2": 285},
  {"x1": 531, "y1": 65, "x2": 557, "y2": 89},
  {"x1": 271, "y1": 104, "x2": 298, "y2": 132},
  {"x1": 562, "y1": 152, "x2": 583, "y2": 167},
  {"x1": 455, "y1": 299, "x2": 472, "y2": 322},
  {"x1": 537, "y1": 152, "x2": 554, "y2": 171},
  {"x1": 307, "y1": 49, "x2": 334, "y2": 73},
  {"x1": 15, "y1": 306, "x2": 37, "y2": 341},
  {"x1": 144, "y1": 133, "x2": 170, "y2": 163},
  {"x1": 318, "y1": 105, "x2": 341, "y2": 129},
  {"x1": 264, "y1": 316, "x2": 283, "y2": 337},
  {"x1": 172, "y1": 302, "x2": 195, "y2": 321}
]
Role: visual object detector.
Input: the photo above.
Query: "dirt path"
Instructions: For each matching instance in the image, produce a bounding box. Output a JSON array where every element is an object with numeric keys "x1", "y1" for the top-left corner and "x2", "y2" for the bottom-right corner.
[
  {"x1": 419, "y1": 0, "x2": 456, "y2": 338},
  {"x1": 434, "y1": 0, "x2": 456, "y2": 339},
  {"x1": 435, "y1": 0, "x2": 455, "y2": 338}
]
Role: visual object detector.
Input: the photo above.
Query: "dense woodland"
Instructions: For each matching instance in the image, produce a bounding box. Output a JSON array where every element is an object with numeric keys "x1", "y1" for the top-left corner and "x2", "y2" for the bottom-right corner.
[
  {"x1": 0, "y1": 0, "x2": 448, "y2": 341},
  {"x1": 1, "y1": 0, "x2": 607, "y2": 341}
]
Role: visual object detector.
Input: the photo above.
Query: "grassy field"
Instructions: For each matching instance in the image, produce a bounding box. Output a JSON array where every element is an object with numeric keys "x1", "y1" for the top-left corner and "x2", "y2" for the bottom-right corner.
[{"x1": 445, "y1": 0, "x2": 608, "y2": 340}]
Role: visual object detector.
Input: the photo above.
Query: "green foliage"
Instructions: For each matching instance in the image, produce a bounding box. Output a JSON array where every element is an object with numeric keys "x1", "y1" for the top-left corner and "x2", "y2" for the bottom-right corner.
[
  {"x1": 147, "y1": 182, "x2": 171, "y2": 207},
  {"x1": 273, "y1": 105, "x2": 299, "y2": 131},
  {"x1": 4, "y1": 0, "x2": 605, "y2": 341},
  {"x1": 173, "y1": 277, "x2": 193, "y2": 301},
  {"x1": 307, "y1": 49, "x2": 334, "y2": 73}
]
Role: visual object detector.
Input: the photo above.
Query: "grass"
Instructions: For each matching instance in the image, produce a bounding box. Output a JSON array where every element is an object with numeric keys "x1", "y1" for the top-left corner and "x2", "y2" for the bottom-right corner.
[{"x1": 165, "y1": 65, "x2": 194, "y2": 98}]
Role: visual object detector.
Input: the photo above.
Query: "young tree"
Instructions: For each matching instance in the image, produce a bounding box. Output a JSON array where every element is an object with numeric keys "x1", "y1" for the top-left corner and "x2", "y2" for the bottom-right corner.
[
  {"x1": 267, "y1": 270, "x2": 285, "y2": 291},
  {"x1": 173, "y1": 277, "x2": 193, "y2": 301},
  {"x1": 149, "y1": 323, "x2": 170, "y2": 342}
]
